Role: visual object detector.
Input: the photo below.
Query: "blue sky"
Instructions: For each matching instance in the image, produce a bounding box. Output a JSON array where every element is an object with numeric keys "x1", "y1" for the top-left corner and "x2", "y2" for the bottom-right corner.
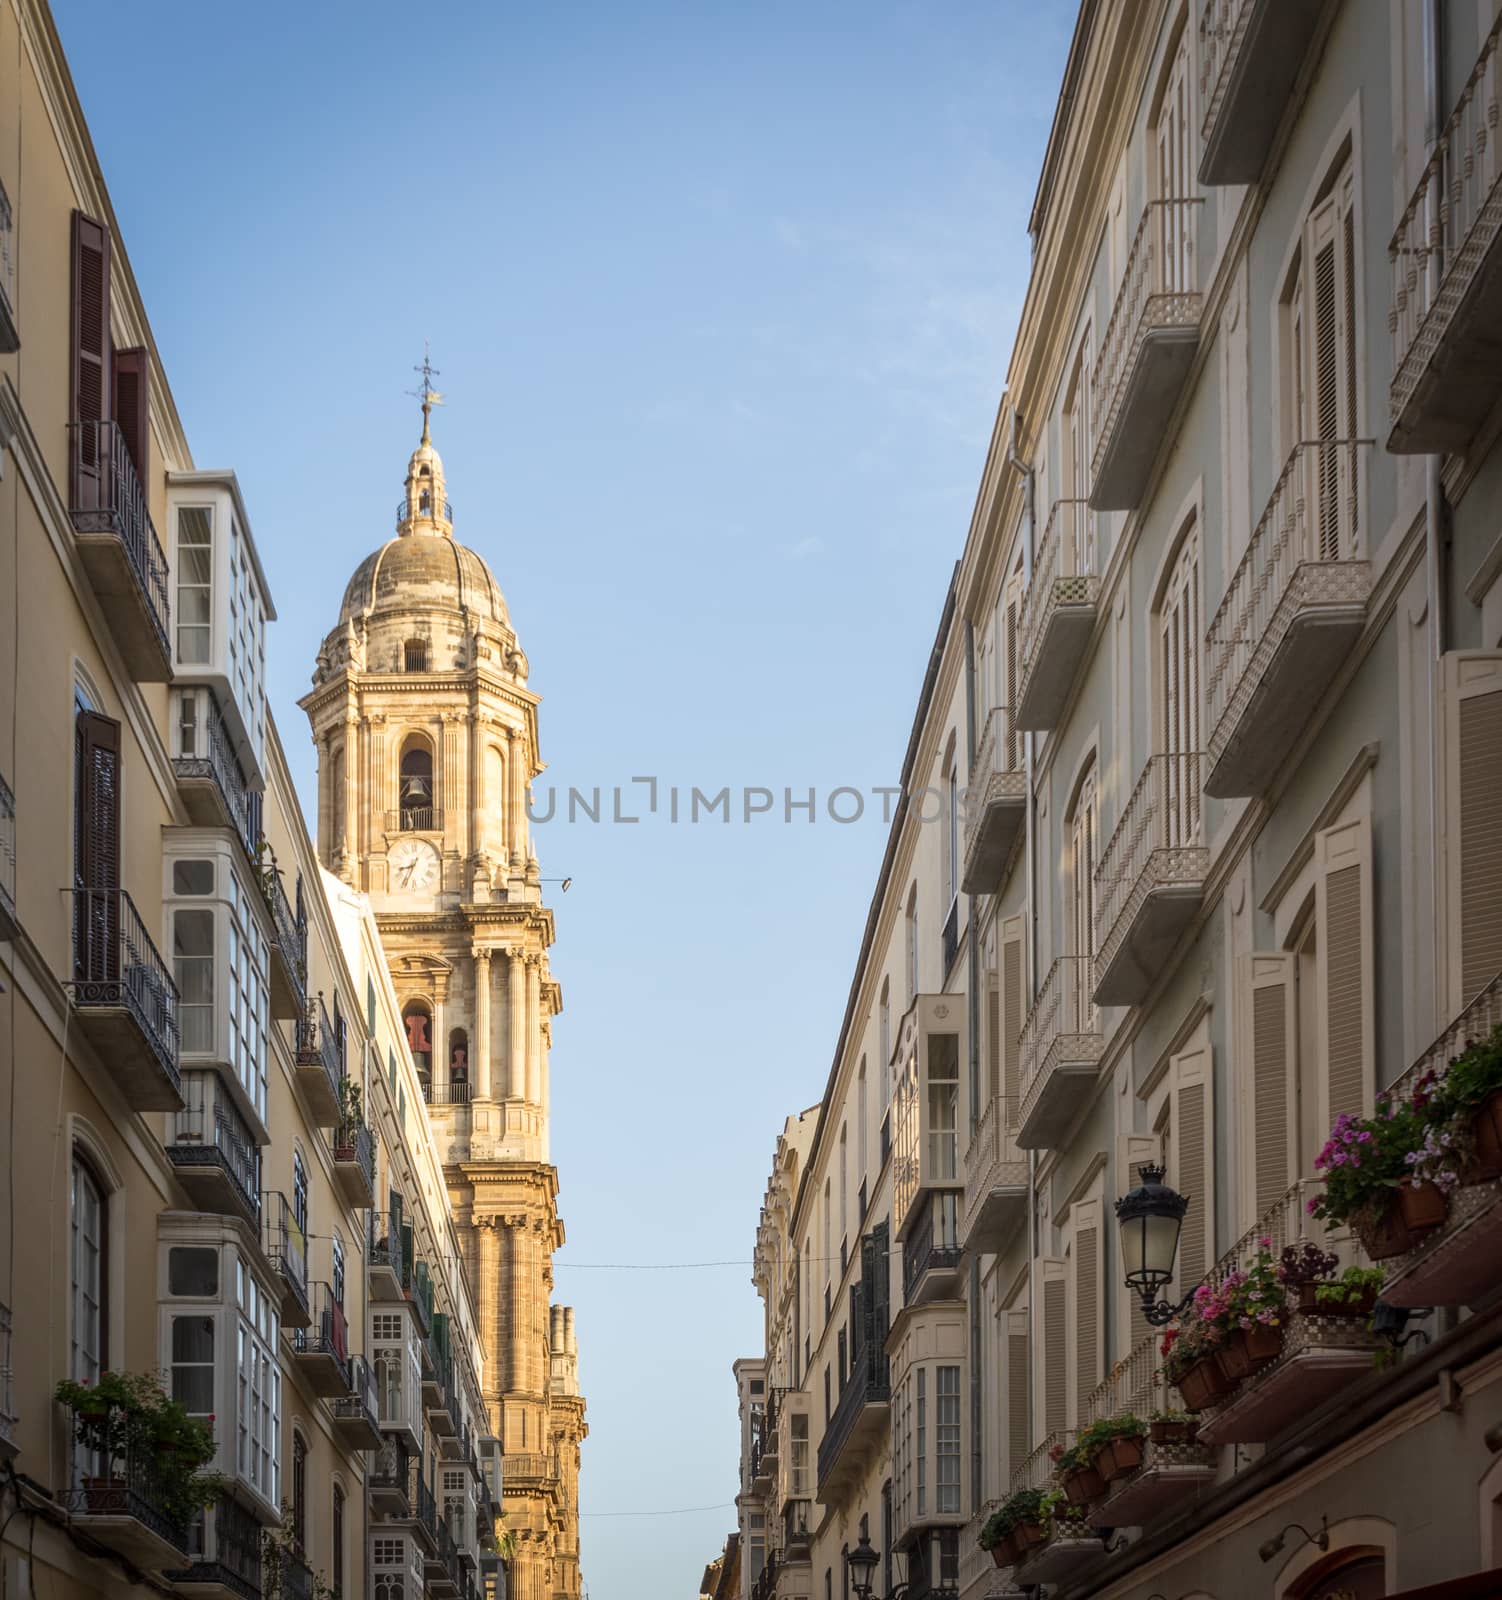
[{"x1": 57, "y1": 3, "x2": 1071, "y2": 1592}]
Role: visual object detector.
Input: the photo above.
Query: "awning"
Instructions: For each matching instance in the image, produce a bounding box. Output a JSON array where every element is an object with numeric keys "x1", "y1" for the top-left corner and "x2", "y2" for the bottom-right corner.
[{"x1": 1385, "y1": 1568, "x2": 1502, "y2": 1600}]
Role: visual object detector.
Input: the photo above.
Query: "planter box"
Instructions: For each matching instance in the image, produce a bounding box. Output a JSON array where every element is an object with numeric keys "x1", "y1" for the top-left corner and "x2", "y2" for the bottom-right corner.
[
  {"x1": 1086, "y1": 1436, "x2": 1216, "y2": 1530},
  {"x1": 1175, "y1": 1353, "x2": 1237, "y2": 1412},
  {"x1": 1380, "y1": 1177, "x2": 1502, "y2": 1308},
  {"x1": 1467, "y1": 1091, "x2": 1502, "y2": 1182},
  {"x1": 1149, "y1": 1419, "x2": 1197, "y2": 1446},
  {"x1": 1196, "y1": 1313, "x2": 1380, "y2": 1445},
  {"x1": 1014, "y1": 1519, "x2": 1049, "y2": 1553},
  {"x1": 1061, "y1": 1463, "x2": 1107, "y2": 1505},
  {"x1": 1215, "y1": 1322, "x2": 1285, "y2": 1381},
  {"x1": 1354, "y1": 1179, "x2": 1449, "y2": 1260},
  {"x1": 1296, "y1": 1283, "x2": 1378, "y2": 1319},
  {"x1": 1098, "y1": 1434, "x2": 1145, "y2": 1482}
]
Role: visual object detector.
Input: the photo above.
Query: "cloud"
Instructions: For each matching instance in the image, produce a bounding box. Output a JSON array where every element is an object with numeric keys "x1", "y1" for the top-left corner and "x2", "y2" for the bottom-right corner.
[{"x1": 783, "y1": 535, "x2": 825, "y2": 560}]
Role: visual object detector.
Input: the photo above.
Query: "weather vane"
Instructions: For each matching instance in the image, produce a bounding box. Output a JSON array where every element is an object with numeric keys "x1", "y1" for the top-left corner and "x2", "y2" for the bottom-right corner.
[{"x1": 407, "y1": 341, "x2": 444, "y2": 441}]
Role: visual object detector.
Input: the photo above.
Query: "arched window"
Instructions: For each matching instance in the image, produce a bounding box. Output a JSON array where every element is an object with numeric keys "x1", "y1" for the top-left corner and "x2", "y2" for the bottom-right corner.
[
  {"x1": 70, "y1": 1151, "x2": 107, "y2": 1383},
  {"x1": 403, "y1": 1001, "x2": 433, "y2": 1081},
  {"x1": 448, "y1": 1028, "x2": 469, "y2": 1099},
  {"x1": 332, "y1": 1483, "x2": 345, "y2": 1597},
  {"x1": 399, "y1": 739, "x2": 434, "y2": 828}
]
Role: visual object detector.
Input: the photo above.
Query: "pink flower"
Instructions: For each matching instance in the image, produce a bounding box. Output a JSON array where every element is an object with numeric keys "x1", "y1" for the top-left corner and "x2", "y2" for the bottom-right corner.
[{"x1": 1258, "y1": 1236, "x2": 1272, "y2": 1248}]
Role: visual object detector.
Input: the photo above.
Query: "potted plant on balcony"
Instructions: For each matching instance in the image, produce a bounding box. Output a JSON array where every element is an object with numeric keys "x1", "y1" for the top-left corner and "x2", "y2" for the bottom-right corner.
[
  {"x1": 1209, "y1": 1240, "x2": 1288, "y2": 1380},
  {"x1": 978, "y1": 1506, "x2": 1019, "y2": 1569},
  {"x1": 1004, "y1": 1488, "x2": 1051, "y2": 1553},
  {"x1": 1421, "y1": 1025, "x2": 1502, "y2": 1183},
  {"x1": 1148, "y1": 1408, "x2": 1197, "y2": 1446},
  {"x1": 1052, "y1": 1437, "x2": 1107, "y2": 1507},
  {"x1": 1308, "y1": 1105, "x2": 1449, "y2": 1260},
  {"x1": 1306, "y1": 1264, "x2": 1385, "y2": 1319},
  {"x1": 1276, "y1": 1240, "x2": 1341, "y2": 1312},
  {"x1": 1160, "y1": 1317, "x2": 1233, "y2": 1413},
  {"x1": 1090, "y1": 1414, "x2": 1148, "y2": 1482}
]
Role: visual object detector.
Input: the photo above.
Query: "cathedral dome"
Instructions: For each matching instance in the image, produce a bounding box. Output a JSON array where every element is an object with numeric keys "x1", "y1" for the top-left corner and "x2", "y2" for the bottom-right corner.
[{"x1": 337, "y1": 534, "x2": 510, "y2": 629}]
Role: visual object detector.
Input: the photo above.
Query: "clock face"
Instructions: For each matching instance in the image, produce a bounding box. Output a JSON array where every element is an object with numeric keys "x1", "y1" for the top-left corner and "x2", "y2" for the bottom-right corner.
[{"x1": 389, "y1": 838, "x2": 440, "y2": 894}]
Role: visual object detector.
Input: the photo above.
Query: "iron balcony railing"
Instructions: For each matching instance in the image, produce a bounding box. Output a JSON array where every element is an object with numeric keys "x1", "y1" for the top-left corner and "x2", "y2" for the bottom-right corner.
[
  {"x1": 1093, "y1": 751, "x2": 1208, "y2": 973},
  {"x1": 1091, "y1": 198, "x2": 1204, "y2": 480},
  {"x1": 368, "y1": 1210, "x2": 412, "y2": 1292},
  {"x1": 63, "y1": 1426, "x2": 189, "y2": 1555},
  {"x1": 1011, "y1": 1431, "x2": 1071, "y2": 1495},
  {"x1": 425, "y1": 1079, "x2": 473, "y2": 1106},
  {"x1": 70, "y1": 887, "x2": 182, "y2": 1091},
  {"x1": 416, "y1": 1474, "x2": 441, "y2": 1542},
  {"x1": 0, "y1": 771, "x2": 15, "y2": 936},
  {"x1": 902, "y1": 1190, "x2": 962, "y2": 1303},
  {"x1": 782, "y1": 1497, "x2": 812, "y2": 1551},
  {"x1": 962, "y1": 705, "x2": 1023, "y2": 864},
  {"x1": 294, "y1": 992, "x2": 342, "y2": 1106},
  {"x1": 941, "y1": 898, "x2": 960, "y2": 976},
  {"x1": 259, "y1": 862, "x2": 308, "y2": 1001},
  {"x1": 166, "y1": 1493, "x2": 264, "y2": 1600},
  {"x1": 370, "y1": 1433, "x2": 412, "y2": 1505},
  {"x1": 1389, "y1": 10, "x2": 1502, "y2": 421},
  {"x1": 816, "y1": 1339, "x2": 890, "y2": 1489},
  {"x1": 332, "y1": 1118, "x2": 376, "y2": 1188},
  {"x1": 1196, "y1": 0, "x2": 1255, "y2": 150},
  {"x1": 333, "y1": 1353, "x2": 380, "y2": 1432},
  {"x1": 167, "y1": 1071, "x2": 262, "y2": 1221},
  {"x1": 277, "y1": 1549, "x2": 315, "y2": 1600},
  {"x1": 294, "y1": 1281, "x2": 352, "y2": 1383},
  {"x1": 1019, "y1": 955, "x2": 1096, "y2": 1099},
  {"x1": 386, "y1": 806, "x2": 444, "y2": 833},
  {"x1": 1016, "y1": 498, "x2": 1096, "y2": 705},
  {"x1": 1205, "y1": 440, "x2": 1371, "y2": 758},
  {"x1": 264, "y1": 1190, "x2": 309, "y2": 1312},
  {"x1": 1080, "y1": 1328, "x2": 1163, "y2": 1428},
  {"x1": 397, "y1": 496, "x2": 454, "y2": 525},
  {"x1": 174, "y1": 693, "x2": 256, "y2": 857},
  {"x1": 1385, "y1": 970, "x2": 1502, "y2": 1111},
  {"x1": 68, "y1": 420, "x2": 171, "y2": 658}
]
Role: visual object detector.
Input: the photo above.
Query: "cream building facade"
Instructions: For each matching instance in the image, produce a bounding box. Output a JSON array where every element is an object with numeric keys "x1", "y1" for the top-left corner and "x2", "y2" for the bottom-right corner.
[
  {"x1": 301, "y1": 392, "x2": 585, "y2": 1600},
  {"x1": 735, "y1": 3, "x2": 1502, "y2": 1599},
  {"x1": 0, "y1": 1, "x2": 507, "y2": 1596}
]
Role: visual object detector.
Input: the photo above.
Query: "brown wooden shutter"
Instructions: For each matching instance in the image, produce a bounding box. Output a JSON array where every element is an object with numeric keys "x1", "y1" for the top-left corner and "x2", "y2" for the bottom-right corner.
[
  {"x1": 1316, "y1": 815, "x2": 1373, "y2": 1130},
  {"x1": 984, "y1": 975, "x2": 1000, "y2": 1115},
  {"x1": 1072, "y1": 1200, "x2": 1101, "y2": 1416},
  {"x1": 112, "y1": 345, "x2": 149, "y2": 481},
  {"x1": 1170, "y1": 1044, "x2": 1214, "y2": 1290},
  {"x1": 1005, "y1": 1307, "x2": 1030, "y2": 1478},
  {"x1": 1452, "y1": 659, "x2": 1502, "y2": 1004},
  {"x1": 1041, "y1": 1258, "x2": 1067, "y2": 1437},
  {"x1": 1001, "y1": 915, "x2": 1024, "y2": 1132},
  {"x1": 1245, "y1": 954, "x2": 1296, "y2": 1217},
  {"x1": 70, "y1": 212, "x2": 111, "y2": 505},
  {"x1": 74, "y1": 709, "x2": 121, "y2": 982}
]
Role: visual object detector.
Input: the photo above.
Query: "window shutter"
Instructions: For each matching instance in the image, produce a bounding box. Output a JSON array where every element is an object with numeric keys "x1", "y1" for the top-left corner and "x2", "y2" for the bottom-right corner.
[
  {"x1": 1244, "y1": 954, "x2": 1296, "y2": 1217},
  {"x1": 1169, "y1": 1044, "x2": 1214, "y2": 1291},
  {"x1": 1040, "y1": 1258, "x2": 1067, "y2": 1438},
  {"x1": 1001, "y1": 915, "x2": 1024, "y2": 1133},
  {"x1": 1447, "y1": 654, "x2": 1502, "y2": 1008},
  {"x1": 1005, "y1": 1307, "x2": 1030, "y2": 1477},
  {"x1": 1116, "y1": 1133, "x2": 1160, "y2": 1351},
  {"x1": 984, "y1": 973, "x2": 1000, "y2": 1115},
  {"x1": 70, "y1": 212, "x2": 111, "y2": 504},
  {"x1": 73, "y1": 709, "x2": 121, "y2": 983},
  {"x1": 1316, "y1": 815, "x2": 1373, "y2": 1130},
  {"x1": 1071, "y1": 1199, "x2": 1102, "y2": 1417},
  {"x1": 112, "y1": 345, "x2": 149, "y2": 481}
]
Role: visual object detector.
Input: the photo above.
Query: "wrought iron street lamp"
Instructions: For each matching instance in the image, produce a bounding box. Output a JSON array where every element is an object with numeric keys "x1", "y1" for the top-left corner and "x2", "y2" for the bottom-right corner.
[
  {"x1": 846, "y1": 1534, "x2": 906, "y2": 1600},
  {"x1": 1115, "y1": 1162, "x2": 1193, "y2": 1326}
]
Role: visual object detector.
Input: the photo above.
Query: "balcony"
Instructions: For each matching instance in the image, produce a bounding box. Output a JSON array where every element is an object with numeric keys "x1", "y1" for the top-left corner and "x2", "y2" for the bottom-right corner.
[
  {"x1": 1197, "y1": 0, "x2": 1327, "y2": 185},
  {"x1": 385, "y1": 806, "x2": 445, "y2": 833},
  {"x1": 816, "y1": 1341, "x2": 889, "y2": 1504},
  {"x1": 331, "y1": 1353, "x2": 383, "y2": 1451},
  {"x1": 941, "y1": 899, "x2": 960, "y2": 976},
  {"x1": 331, "y1": 1117, "x2": 375, "y2": 1209},
  {"x1": 425, "y1": 1079, "x2": 473, "y2": 1107},
  {"x1": 293, "y1": 992, "x2": 342, "y2": 1124},
  {"x1": 164, "y1": 1495, "x2": 266, "y2": 1600},
  {"x1": 901, "y1": 1189, "x2": 963, "y2": 1306},
  {"x1": 961, "y1": 707, "x2": 1025, "y2": 896},
  {"x1": 0, "y1": 773, "x2": 16, "y2": 941},
  {"x1": 259, "y1": 866, "x2": 307, "y2": 1022},
  {"x1": 263, "y1": 1191, "x2": 310, "y2": 1329},
  {"x1": 61, "y1": 1436, "x2": 189, "y2": 1571},
  {"x1": 68, "y1": 420, "x2": 171, "y2": 680},
  {"x1": 428, "y1": 1521, "x2": 461, "y2": 1596},
  {"x1": 293, "y1": 1282, "x2": 353, "y2": 1398},
  {"x1": 1205, "y1": 441, "x2": 1371, "y2": 798},
  {"x1": 782, "y1": 1497, "x2": 812, "y2": 1558},
  {"x1": 1372, "y1": 973, "x2": 1502, "y2": 1309},
  {"x1": 1389, "y1": 13, "x2": 1502, "y2": 452},
  {"x1": 166, "y1": 1071, "x2": 263, "y2": 1226},
  {"x1": 370, "y1": 1435, "x2": 413, "y2": 1517},
  {"x1": 1093, "y1": 752, "x2": 1208, "y2": 1005},
  {"x1": 959, "y1": 1095, "x2": 1027, "y2": 1256},
  {"x1": 414, "y1": 1476, "x2": 442, "y2": 1555},
  {"x1": 426, "y1": 1354, "x2": 458, "y2": 1438},
  {"x1": 368, "y1": 1211, "x2": 411, "y2": 1301},
  {"x1": 172, "y1": 691, "x2": 256, "y2": 855},
  {"x1": 1015, "y1": 499, "x2": 1098, "y2": 732},
  {"x1": 1090, "y1": 199, "x2": 1204, "y2": 511},
  {"x1": 70, "y1": 888, "x2": 182, "y2": 1110},
  {"x1": 1017, "y1": 957, "x2": 1103, "y2": 1149}
]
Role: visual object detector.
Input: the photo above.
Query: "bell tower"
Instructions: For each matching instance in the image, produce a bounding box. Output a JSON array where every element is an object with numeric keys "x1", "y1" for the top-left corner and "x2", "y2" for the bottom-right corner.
[{"x1": 302, "y1": 374, "x2": 586, "y2": 1600}]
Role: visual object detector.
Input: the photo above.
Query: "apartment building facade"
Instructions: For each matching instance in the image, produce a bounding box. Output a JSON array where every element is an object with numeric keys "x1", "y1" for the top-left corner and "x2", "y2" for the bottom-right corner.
[
  {"x1": 0, "y1": 1, "x2": 502, "y2": 1595},
  {"x1": 735, "y1": 3, "x2": 1502, "y2": 1599}
]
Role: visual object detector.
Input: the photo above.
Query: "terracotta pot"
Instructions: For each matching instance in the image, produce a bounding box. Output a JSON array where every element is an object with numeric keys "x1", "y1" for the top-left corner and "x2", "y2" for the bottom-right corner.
[
  {"x1": 1015, "y1": 1519, "x2": 1048, "y2": 1552},
  {"x1": 1149, "y1": 1419, "x2": 1194, "y2": 1445},
  {"x1": 1099, "y1": 1434, "x2": 1145, "y2": 1481},
  {"x1": 1240, "y1": 1321, "x2": 1285, "y2": 1367},
  {"x1": 1061, "y1": 1463, "x2": 1107, "y2": 1505},
  {"x1": 1176, "y1": 1353, "x2": 1236, "y2": 1412},
  {"x1": 1356, "y1": 1180, "x2": 1449, "y2": 1260},
  {"x1": 1466, "y1": 1090, "x2": 1502, "y2": 1183}
]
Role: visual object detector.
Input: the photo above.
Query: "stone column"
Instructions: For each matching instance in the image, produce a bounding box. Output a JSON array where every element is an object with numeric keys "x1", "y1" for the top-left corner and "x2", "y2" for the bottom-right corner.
[
  {"x1": 508, "y1": 725, "x2": 526, "y2": 869},
  {"x1": 470, "y1": 709, "x2": 486, "y2": 867},
  {"x1": 368, "y1": 714, "x2": 387, "y2": 886},
  {"x1": 473, "y1": 948, "x2": 492, "y2": 1100},
  {"x1": 525, "y1": 956, "x2": 541, "y2": 1105},
  {"x1": 508, "y1": 950, "x2": 526, "y2": 1099},
  {"x1": 342, "y1": 713, "x2": 359, "y2": 877},
  {"x1": 316, "y1": 732, "x2": 332, "y2": 860}
]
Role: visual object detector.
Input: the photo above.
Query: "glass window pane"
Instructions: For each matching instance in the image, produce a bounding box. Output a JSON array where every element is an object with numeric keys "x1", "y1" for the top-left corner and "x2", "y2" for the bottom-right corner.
[
  {"x1": 169, "y1": 1246, "x2": 219, "y2": 1297},
  {"x1": 174, "y1": 860, "x2": 214, "y2": 896}
]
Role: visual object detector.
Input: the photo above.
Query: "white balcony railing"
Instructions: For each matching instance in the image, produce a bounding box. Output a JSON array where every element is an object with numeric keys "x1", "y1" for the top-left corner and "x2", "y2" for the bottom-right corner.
[
  {"x1": 1079, "y1": 1329, "x2": 1163, "y2": 1427},
  {"x1": 1389, "y1": 10, "x2": 1502, "y2": 424},
  {"x1": 1385, "y1": 970, "x2": 1502, "y2": 1111},
  {"x1": 965, "y1": 705, "x2": 1021, "y2": 848},
  {"x1": 1019, "y1": 956, "x2": 1098, "y2": 1107},
  {"x1": 1091, "y1": 198, "x2": 1204, "y2": 482},
  {"x1": 1205, "y1": 440, "x2": 1370, "y2": 770},
  {"x1": 1016, "y1": 499, "x2": 1096, "y2": 707}
]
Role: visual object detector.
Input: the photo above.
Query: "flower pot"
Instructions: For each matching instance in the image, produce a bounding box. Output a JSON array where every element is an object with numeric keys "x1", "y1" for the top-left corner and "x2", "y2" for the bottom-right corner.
[
  {"x1": 989, "y1": 1532, "x2": 1018, "y2": 1569},
  {"x1": 1014, "y1": 1519, "x2": 1048, "y2": 1552},
  {"x1": 1061, "y1": 1463, "x2": 1107, "y2": 1505},
  {"x1": 1467, "y1": 1090, "x2": 1502, "y2": 1183},
  {"x1": 1297, "y1": 1282, "x2": 1377, "y2": 1319},
  {"x1": 1176, "y1": 1352, "x2": 1236, "y2": 1412},
  {"x1": 1241, "y1": 1322, "x2": 1285, "y2": 1367},
  {"x1": 1149, "y1": 1419, "x2": 1195, "y2": 1445},
  {"x1": 1098, "y1": 1435, "x2": 1145, "y2": 1481},
  {"x1": 1356, "y1": 1180, "x2": 1449, "y2": 1260}
]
